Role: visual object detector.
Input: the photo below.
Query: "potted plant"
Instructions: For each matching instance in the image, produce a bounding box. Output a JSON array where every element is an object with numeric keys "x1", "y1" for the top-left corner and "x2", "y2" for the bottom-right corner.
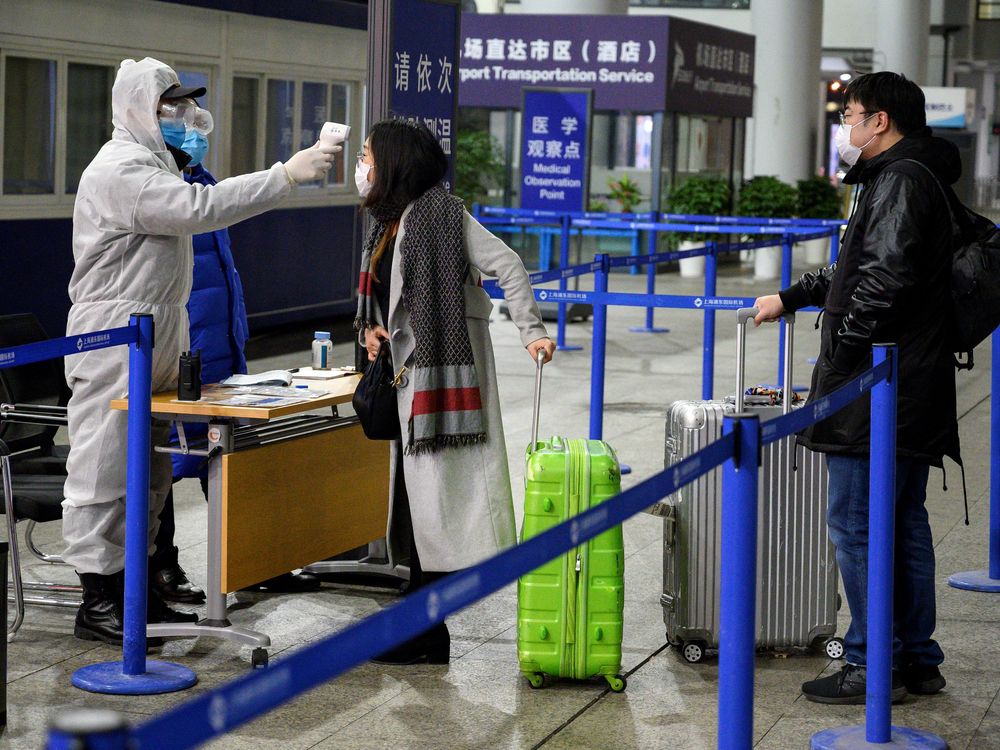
[
  {"x1": 453, "y1": 130, "x2": 506, "y2": 209},
  {"x1": 607, "y1": 174, "x2": 642, "y2": 214},
  {"x1": 666, "y1": 176, "x2": 731, "y2": 277},
  {"x1": 796, "y1": 176, "x2": 842, "y2": 264},
  {"x1": 736, "y1": 176, "x2": 797, "y2": 280},
  {"x1": 600, "y1": 174, "x2": 644, "y2": 259}
]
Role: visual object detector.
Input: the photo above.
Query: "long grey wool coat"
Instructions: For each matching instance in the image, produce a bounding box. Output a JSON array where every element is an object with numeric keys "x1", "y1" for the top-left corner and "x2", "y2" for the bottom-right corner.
[{"x1": 373, "y1": 207, "x2": 547, "y2": 572}]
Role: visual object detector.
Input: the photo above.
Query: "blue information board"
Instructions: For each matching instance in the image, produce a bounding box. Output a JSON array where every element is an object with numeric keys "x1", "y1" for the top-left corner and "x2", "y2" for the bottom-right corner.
[
  {"x1": 520, "y1": 88, "x2": 592, "y2": 212},
  {"x1": 390, "y1": 0, "x2": 461, "y2": 190}
]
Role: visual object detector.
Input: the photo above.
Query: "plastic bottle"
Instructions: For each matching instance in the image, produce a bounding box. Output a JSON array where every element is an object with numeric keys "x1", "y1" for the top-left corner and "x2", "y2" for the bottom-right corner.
[{"x1": 312, "y1": 331, "x2": 334, "y2": 370}]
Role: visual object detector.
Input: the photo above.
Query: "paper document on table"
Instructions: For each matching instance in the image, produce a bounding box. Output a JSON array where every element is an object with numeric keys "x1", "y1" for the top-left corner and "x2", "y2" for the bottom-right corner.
[
  {"x1": 220, "y1": 370, "x2": 293, "y2": 387},
  {"x1": 211, "y1": 394, "x2": 307, "y2": 408},
  {"x1": 292, "y1": 366, "x2": 357, "y2": 380}
]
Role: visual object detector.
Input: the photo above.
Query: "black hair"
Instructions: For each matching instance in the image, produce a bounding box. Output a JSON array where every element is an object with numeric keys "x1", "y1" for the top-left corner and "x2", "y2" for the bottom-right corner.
[
  {"x1": 364, "y1": 118, "x2": 447, "y2": 210},
  {"x1": 843, "y1": 71, "x2": 926, "y2": 137}
]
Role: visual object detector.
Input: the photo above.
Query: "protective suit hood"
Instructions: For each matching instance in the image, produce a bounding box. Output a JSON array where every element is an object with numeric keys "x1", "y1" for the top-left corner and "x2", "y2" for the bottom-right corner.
[{"x1": 111, "y1": 57, "x2": 180, "y2": 160}]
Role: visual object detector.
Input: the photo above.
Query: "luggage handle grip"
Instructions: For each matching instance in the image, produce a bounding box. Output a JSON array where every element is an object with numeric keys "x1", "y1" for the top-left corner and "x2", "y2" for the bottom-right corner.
[
  {"x1": 530, "y1": 350, "x2": 545, "y2": 448},
  {"x1": 736, "y1": 307, "x2": 796, "y2": 414}
]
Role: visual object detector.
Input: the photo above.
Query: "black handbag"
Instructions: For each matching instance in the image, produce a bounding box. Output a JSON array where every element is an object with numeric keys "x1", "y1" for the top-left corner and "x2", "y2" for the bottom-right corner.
[{"x1": 352, "y1": 339, "x2": 401, "y2": 440}]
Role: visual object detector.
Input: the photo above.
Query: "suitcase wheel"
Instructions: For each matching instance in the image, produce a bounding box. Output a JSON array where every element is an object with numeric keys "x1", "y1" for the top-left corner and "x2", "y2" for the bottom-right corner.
[
  {"x1": 824, "y1": 637, "x2": 845, "y2": 660},
  {"x1": 605, "y1": 674, "x2": 627, "y2": 693},
  {"x1": 526, "y1": 673, "x2": 546, "y2": 689},
  {"x1": 681, "y1": 641, "x2": 706, "y2": 664},
  {"x1": 251, "y1": 648, "x2": 269, "y2": 669}
]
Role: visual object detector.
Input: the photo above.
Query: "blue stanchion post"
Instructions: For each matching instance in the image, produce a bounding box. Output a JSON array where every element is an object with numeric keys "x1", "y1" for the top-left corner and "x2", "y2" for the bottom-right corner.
[
  {"x1": 629, "y1": 228, "x2": 640, "y2": 275},
  {"x1": 556, "y1": 214, "x2": 583, "y2": 352},
  {"x1": 777, "y1": 235, "x2": 793, "y2": 389},
  {"x1": 72, "y1": 314, "x2": 197, "y2": 695},
  {"x1": 47, "y1": 709, "x2": 129, "y2": 750},
  {"x1": 812, "y1": 344, "x2": 946, "y2": 750},
  {"x1": 866, "y1": 344, "x2": 897, "y2": 742},
  {"x1": 948, "y1": 325, "x2": 1000, "y2": 592},
  {"x1": 829, "y1": 227, "x2": 840, "y2": 264},
  {"x1": 702, "y1": 241, "x2": 717, "y2": 400},
  {"x1": 589, "y1": 254, "x2": 609, "y2": 441},
  {"x1": 629, "y1": 226, "x2": 669, "y2": 334},
  {"x1": 718, "y1": 413, "x2": 760, "y2": 750}
]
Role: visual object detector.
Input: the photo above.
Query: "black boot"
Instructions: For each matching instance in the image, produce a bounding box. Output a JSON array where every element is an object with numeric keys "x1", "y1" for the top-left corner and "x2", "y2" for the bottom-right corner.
[
  {"x1": 74, "y1": 573, "x2": 165, "y2": 647},
  {"x1": 372, "y1": 622, "x2": 450, "y2": 665},
  {"x1": 141, "y1": 570, "x2": 199, "y2": 624},
  {"x1": 151, "y1": 557, "x2": 206, "y2": 604},
  {"x1": 75, "y1": 572, "x2": 126, "y2": 645}
]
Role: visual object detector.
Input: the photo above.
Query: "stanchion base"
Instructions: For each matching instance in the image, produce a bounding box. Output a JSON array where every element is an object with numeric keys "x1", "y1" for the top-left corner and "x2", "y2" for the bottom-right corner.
[
  {"x1": 620, "y1": 464, "x2": 632, "y2": 475},
  {"x1": 628, "y1": 326, "x2": 670, "y2": 334},
  {"x1": 947, "y1": 570, "x2": 1000, "y2": 592},
  {"x1": 557, "y1": 344, "x2": 583, "y2": 351},
  {"x1": 811, "y1": 725, "x2": 947, "y2": 749},
  {"x1": 72, "y1": 660, "x2": 198, "y2": 695}
]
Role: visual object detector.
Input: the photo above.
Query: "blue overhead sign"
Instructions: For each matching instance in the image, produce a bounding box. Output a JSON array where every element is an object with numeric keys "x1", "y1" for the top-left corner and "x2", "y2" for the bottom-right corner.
[
  {"x1": 390, "y1": 0, "x2": 460, "y2": 189},
  {"x1": 520, "y1": 88, "x2": 592, "y2": 212}
]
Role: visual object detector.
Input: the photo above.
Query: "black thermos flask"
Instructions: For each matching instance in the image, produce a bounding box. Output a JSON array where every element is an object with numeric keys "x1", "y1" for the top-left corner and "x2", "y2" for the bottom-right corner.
[{"x1": 178, "y1": 350, "x2": 202, "y2": 401}]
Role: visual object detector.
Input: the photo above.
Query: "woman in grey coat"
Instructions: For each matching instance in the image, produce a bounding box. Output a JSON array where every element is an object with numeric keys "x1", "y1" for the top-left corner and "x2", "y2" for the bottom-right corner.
[{"x1": 355, "y1": 120, "x2": 554, "y2": 663}]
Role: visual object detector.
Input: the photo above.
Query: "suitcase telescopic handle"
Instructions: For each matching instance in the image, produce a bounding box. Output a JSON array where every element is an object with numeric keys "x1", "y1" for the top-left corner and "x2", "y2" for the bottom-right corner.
[
  {"x1": 736, "y1": 307, "x2": 796, "y2": 414},
  {"x1": 531, "y1": 350, "x2": 545, "y2": 448}
]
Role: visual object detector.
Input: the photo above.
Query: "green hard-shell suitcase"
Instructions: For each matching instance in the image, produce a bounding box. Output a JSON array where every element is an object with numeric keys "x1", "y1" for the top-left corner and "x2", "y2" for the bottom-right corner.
[{"x1": 516, "y1": 354, "x2": 626, "y2": 692}]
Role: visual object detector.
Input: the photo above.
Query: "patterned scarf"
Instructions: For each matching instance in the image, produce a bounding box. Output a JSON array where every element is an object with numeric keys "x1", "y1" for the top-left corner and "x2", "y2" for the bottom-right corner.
[{"x1": 355, "y1": 185, "x2": 486, "y2": 454}]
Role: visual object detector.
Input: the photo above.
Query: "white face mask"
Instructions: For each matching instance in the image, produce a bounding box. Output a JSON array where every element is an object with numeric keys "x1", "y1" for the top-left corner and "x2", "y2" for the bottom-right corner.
[
  {"x1": 355, "y1": 159, "x2": 373, "y2": 197},
  {"x1": 835, "y1": 113, "x2": 877, "y2": 167}
]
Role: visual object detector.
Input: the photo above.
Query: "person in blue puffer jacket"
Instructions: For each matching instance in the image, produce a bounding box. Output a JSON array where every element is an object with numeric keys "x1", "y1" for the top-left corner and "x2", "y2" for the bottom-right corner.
[{"x1": 150, "y1": 128, "x2": 320, "y2": 602}]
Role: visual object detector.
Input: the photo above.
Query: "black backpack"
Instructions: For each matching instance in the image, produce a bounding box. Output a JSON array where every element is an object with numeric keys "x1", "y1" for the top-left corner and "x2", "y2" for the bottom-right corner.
[{"x1": 896, "y1": 159, "x2": 1000, "y2": 370}]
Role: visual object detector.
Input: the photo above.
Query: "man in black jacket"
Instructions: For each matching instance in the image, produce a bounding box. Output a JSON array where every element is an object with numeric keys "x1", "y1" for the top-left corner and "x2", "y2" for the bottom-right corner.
[{"x1": 754, "y1": 72, "x2": 958, "y2": 704}]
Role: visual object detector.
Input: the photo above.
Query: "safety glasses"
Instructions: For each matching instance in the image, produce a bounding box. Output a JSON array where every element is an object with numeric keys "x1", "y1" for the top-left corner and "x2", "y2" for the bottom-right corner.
[{"x1": 159, "y1": 99, "x2": 214, "y2": 135}]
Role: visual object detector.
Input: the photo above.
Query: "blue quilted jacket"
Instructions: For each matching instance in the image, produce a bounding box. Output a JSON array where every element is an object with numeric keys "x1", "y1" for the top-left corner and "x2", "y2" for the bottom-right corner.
[{"x1": 171, "y1": 165, "x2": 249, "y2": 479}]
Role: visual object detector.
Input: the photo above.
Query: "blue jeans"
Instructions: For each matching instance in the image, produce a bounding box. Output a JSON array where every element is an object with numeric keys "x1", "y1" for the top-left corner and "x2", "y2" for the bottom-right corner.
[{"x1": 826, "y1": 455, "x2": 944, "y2": 668}]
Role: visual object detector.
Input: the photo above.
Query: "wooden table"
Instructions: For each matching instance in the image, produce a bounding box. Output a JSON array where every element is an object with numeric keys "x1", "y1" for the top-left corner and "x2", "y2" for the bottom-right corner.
[{"x1": 112, "y1": 374, "x2": 390, "y2": 665}]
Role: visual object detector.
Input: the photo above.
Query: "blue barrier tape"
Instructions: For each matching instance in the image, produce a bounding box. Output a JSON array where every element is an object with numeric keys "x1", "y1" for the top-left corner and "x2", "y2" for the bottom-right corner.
[
  {"x1": 760, "y1": 358, "x2": 892, "y2": 445},
  {"x1": 607, "y1": 246, "x2": 709, "y2": 268},
  {"x1": 127, "y1": 432, "x2": 737, "y2": 750},
  {"x1": 478, "y1": 207, "x2": 844, "y2": 227},
  {"x1": 572, "y1": 219, "x2": 834, "y2": 236},
  {"x1": 0, "y1": 326, "x2": 136, "y2": 369}
]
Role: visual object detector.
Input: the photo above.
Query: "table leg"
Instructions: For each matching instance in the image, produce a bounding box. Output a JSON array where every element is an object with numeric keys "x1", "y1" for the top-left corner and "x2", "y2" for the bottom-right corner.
[{"x1": 147, "y1": 419, "x2": 270, "y2": 649}]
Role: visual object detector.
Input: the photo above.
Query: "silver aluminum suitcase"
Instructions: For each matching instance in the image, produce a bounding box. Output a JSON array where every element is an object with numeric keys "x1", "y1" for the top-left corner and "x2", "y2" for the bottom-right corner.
[{"x1": 658, "y1": 309, "x2": 842, "y2": 663}]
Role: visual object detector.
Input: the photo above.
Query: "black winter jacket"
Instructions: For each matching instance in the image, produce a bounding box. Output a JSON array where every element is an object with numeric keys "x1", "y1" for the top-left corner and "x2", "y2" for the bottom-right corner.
[{"x1": 778, "y1": 130, "x2": 961, "y2": 467}]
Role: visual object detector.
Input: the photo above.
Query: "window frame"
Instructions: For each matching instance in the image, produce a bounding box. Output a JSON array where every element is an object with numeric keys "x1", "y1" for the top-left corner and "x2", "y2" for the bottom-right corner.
[{"x1": 234, "y1": 63, "x2": 362, "y2": 207}]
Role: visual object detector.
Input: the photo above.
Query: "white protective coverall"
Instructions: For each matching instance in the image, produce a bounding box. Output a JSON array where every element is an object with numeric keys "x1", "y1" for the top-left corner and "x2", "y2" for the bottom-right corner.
[{"x1": 62, "y1": 57, "x2": 293, "y2": 574}]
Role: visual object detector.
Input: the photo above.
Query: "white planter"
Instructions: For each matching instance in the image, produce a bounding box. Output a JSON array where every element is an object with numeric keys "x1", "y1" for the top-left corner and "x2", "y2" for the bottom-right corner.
[
  {"x1": 754, "y1": 246, "x2": 781, "y2": 280},
  {"x1": 678, "y1": 240, "x2": 706, "y2": 278},
  {"x1": 802, "y1": 236, "x2": 829, "y2": 265}
]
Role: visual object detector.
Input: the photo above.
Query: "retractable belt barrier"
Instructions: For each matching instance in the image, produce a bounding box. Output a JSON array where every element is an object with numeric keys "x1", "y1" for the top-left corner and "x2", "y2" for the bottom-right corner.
[
  {"x1": 51, "y1": 350, "x2": 901, "y2": 750},
  {"x1": 0, "y1": 315, "x2": 199, "y2": 698}
]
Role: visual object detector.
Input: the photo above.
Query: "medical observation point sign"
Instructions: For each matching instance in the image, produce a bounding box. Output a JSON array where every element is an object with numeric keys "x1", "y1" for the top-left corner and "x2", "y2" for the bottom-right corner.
[{"x1": 520, "y1": 88, "x2": 592, "y2": 212}]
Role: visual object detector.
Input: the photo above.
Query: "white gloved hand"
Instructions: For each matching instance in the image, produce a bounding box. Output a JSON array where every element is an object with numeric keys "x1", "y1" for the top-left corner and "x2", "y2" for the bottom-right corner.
[{"x1": 283, "y1": 140, "x2": 341, "y2": 184}]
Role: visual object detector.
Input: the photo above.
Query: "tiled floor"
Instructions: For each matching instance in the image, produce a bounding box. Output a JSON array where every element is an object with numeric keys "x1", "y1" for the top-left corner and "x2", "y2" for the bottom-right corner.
[{"x1": 6, "y1": 263, "x2": 999, "y2": 749}]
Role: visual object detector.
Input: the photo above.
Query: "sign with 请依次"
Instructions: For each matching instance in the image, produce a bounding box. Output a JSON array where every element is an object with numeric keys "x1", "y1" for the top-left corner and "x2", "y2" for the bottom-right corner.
[
  {"x1": 390, "y1": 0, "x2": 460, "y2": 190},
  {"x1": 520, "y1": 88, "x2": 592, "y2": 212}
]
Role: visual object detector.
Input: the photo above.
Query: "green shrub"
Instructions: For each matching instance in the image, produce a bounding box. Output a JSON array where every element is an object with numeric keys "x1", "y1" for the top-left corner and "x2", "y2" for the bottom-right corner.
[
  {"x1": 737, "y1": 176, "x2": 797, "y2": 238},
  {"x1": 453, "y1": 130, "x2": 505, "y2": 208},
  {"x1": 796, "y1": 176, "x2": 842, "y2": 220},
  {"x1": 667, "y1": 176, "x2": 731, "y2": 242}
]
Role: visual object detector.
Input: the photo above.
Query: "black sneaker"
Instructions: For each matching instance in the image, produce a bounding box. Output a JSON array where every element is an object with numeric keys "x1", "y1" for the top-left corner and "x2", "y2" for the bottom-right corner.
[
  {"x1": 802, "y1": 664, "x2": 907, "y2": 705},
  {"x1": 900, "y1": 664, "x2": 946, "y2": 695}
]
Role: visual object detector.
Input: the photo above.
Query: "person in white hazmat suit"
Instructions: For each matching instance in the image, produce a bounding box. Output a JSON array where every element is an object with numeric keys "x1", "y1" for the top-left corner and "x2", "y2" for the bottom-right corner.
[{"x1": 63, "y1": 57, "x2": 339, "y2": 645}]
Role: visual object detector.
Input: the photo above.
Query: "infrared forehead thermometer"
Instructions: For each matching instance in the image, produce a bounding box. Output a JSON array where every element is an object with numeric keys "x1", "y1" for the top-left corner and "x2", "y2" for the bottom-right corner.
[{"x1": 320, "y1": 122, "x2": 351, "y2": 148}]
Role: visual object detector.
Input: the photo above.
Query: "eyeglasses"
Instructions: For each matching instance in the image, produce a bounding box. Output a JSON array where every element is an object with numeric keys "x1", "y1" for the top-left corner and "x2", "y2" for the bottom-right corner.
[
  {"x1": 839, "y1": 110, "x2": 872, "y2": 127},
  {"x1": 356, "y1": 149, "x2": 364, "y2": 161}
]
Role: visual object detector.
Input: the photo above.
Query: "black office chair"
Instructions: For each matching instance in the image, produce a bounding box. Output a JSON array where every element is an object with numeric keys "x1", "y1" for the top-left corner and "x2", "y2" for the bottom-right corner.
[{"x1": 0, "y1": 314, "x2": 80, "y2": 639}]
